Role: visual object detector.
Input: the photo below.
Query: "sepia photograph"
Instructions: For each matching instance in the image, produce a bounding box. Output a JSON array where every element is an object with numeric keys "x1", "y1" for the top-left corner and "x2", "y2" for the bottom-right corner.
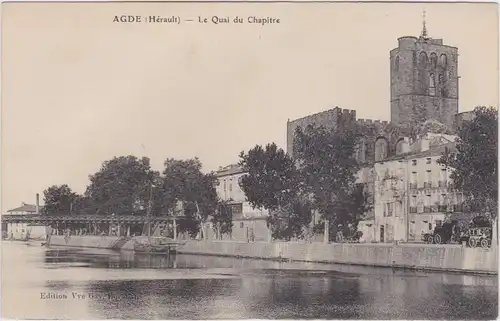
[{"x1": 1, "y1": 1, "x2": 498, "y2": 319}]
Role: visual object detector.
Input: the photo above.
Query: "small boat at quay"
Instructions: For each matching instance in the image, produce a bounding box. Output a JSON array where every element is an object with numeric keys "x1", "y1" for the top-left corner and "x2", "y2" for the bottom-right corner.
[{"x1": 133, "y1": 236, "x2": 184, "y2": 254}]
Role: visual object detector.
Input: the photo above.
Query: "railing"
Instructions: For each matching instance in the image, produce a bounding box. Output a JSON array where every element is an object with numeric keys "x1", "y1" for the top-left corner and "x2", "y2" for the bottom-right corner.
[
  {"x1": 424, "y1": 182, "x2": 433, "y2": 189},
  {"x1": 453, "y1": 204, "x2": 463, "y2": 212},
  {"x1": 438, "y1": 180, "x2": 447, "y2": 188},
  {"x1": 410, "y1": 183, "x2": 418, "y2": 190},
  {"x1": 409, "y1": 207, "x2": 417, "y2": 213},
  {"x1": 423, "y1": 206, "x2": 431, "y2": 213}
]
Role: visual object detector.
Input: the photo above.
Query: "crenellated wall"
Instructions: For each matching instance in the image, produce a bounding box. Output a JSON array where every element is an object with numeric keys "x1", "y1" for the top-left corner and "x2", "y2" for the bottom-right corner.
[{"x1": 286, "y1": 107, "x2": 357, "y2": 156}]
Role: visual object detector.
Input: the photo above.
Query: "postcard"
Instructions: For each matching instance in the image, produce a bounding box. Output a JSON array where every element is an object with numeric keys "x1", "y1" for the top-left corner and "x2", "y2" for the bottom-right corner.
[{"x1": 1, "y1": 1, "x2": 498, "y2": 320}]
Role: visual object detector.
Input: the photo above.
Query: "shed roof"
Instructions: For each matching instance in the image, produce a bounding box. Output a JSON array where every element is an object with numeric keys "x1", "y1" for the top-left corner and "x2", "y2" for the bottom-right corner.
[{"x1": 7, "y1": 203, "x2": 42, "y2": 213}]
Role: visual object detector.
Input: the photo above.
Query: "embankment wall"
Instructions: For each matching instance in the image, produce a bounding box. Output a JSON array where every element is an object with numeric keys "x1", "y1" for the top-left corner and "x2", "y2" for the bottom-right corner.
[
  {"x1": 178, "y1": 240, "x2": 499, "y2": 274},
  {"x1": 46, "y1": 236, "x2": 498, "y2": 274},
  {"x1": 48, "y1": 235, "x2": 136, "y2": 250}
]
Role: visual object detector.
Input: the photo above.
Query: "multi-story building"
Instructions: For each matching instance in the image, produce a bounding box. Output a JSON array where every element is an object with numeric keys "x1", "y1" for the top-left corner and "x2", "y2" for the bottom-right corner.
[
  {"x1": 214, "y1": 164, "x2": 270, "y2": 242},
  {"x1": 371, "y1": 133, "x2": 465, "y2": 243}
]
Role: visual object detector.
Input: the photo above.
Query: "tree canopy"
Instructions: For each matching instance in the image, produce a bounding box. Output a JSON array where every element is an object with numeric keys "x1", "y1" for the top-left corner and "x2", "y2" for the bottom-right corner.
[
  {"x1": 438, "y1": 106, "x2": 498, "y2": 220},
  {"x1": 41, "y1": 184, "x2": 81, "y2": 215},
  {"x1": 239, "y1": 143, "x2": 312, "y2": 240},
  {"x1": 155, "y1": 158, "x2": 219, "y2": 236},
  {"x1": 293, "y1": 124, "x2": 370, "y2": 238},
  {"x1": 238, "y1": 143, "x2": 299, "y2": 211},
  {"x1": 84, "y1": 156, "x2": 158, "y2": 215}
]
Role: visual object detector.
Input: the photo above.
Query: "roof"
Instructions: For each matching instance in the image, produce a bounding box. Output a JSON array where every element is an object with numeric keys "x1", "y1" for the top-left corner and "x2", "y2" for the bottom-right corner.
[
  {"x1": 1, "y1": 214, "x2": 186, "y2": 224},
  {"x1": 215, "y1": 164, "x2": 245, "y2": 178},
  {"x1": 7, "y1": 203, "x2": 42, "y2": 213},
  {"x1": 376, "y1": 141, "x2": 456, "y2": 163},
  {"x1": 407, "y1": 142, "x2": 456, "y2": 160}
]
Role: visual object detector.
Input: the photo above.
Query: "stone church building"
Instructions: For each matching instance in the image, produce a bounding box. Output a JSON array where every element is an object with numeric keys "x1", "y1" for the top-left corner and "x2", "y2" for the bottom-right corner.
[{"x1": 286, "y1": 20, "x2": 475, "y2": 242}]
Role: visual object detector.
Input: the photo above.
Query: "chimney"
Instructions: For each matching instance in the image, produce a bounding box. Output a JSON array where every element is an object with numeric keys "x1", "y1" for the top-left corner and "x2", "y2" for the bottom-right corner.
[
  {"x1": 36, "y1": 193, "x2": 40, "y2": 214},
  {"x1": 421, "y1": 139, "x2": 430, "y2": 152}
]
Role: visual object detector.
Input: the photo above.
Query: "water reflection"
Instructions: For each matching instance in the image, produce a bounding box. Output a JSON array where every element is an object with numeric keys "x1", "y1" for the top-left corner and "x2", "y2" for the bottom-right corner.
[{"x1": 1, "y1": 243, "x2": 498, "y2": 320}]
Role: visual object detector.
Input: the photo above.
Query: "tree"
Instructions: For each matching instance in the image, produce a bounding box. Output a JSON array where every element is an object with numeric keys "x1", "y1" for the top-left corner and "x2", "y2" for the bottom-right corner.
[
  {"x1": 212, "y1": 199, "x2": 233, "y2": 239},
  {"x1": 239, "y1": 143, "x2": 312, "y2": 240},
  {"x1": 41, "y1": 184, "x2": 80, "y2": 215},
  {"x1": 438, "y1": 106, "x2": 498, "y2": 220},
  {"x1": 293, "y1": 124, "x2": 370, "y2": 239},
  {"x1": 266, "y1": 196, "x2": 313, "y2": 241},
  {"x1": 84, "y1": 156, "x2": 158, "y2": 215},
  {"x1": 239, "y1": 144, "x2": 299, "y2": 211},
  {"x1": 156, "y1": 158, "x2": 219, "y2": 237}
]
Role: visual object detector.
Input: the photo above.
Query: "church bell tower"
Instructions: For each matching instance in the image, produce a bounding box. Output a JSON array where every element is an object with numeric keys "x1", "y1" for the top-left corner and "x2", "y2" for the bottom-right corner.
[{"x1": 390, "y1": 11, "x2": 459, "y2": 129}]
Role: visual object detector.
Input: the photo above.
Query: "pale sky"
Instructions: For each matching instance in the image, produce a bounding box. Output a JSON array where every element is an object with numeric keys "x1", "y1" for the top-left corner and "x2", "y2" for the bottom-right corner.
[{"x1": 1, "y1": 2, "x2": 498, "y2": 211}]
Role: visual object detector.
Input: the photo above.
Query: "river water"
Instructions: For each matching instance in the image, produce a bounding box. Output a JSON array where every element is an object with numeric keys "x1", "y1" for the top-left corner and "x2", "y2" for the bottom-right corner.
[{"x1": 1, "y1": 241, "x2": 498, "y2": 319}]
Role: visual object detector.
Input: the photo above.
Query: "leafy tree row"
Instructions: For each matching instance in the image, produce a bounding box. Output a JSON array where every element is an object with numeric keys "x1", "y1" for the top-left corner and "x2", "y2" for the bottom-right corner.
[
  {"x1": 239, "y1": 124, "x2": 371, "y2": 241},
  {"x1": 41, "y1": 156, "x2": 232, "y2": 237}
]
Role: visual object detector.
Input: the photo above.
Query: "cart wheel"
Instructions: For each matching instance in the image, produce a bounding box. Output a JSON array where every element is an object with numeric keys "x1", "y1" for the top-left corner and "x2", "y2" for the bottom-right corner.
[
  {"x1": 434, "y1": 234, "x2": 442, "y2": 244},
  {"x1": 469, "y1": 237, "x2": 478, "y2": 248},
  {"x1": 480, "y1": 238, "x2": 490, "y2": 249},
  {"x1": 426, "y1": 235, "x2": 434, "y2": 244}
]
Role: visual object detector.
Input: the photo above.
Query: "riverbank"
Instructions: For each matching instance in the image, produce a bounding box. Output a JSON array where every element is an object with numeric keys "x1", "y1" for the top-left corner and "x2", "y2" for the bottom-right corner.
[
  {"x1": 177, "y1": 240, "x2": 499, "y2": 275},
  {"x1": 41, "y1": 236, "x2": 498, "y2": 274}
]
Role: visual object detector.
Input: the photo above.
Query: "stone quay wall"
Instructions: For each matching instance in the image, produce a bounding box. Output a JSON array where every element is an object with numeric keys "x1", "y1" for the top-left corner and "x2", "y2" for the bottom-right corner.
[
  {"x1": 178, "y1": 240, "x2": 498, "y2": 274},
  {"x1": 45, "y1": 236, "x2": 498, "y2": 274},
  {"x1": 47, "y1": 235, "x2": 136, "y2": 250}
]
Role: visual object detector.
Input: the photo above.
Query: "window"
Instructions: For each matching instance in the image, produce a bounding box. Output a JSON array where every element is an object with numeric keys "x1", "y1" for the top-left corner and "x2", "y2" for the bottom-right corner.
[
  {"x1": 223, "y1": 180, "x2": 227, "y2": 191},
  {"x1": 419, "y1": 52, "x2": 428, "y2": 66},
  {"x1": 395, "y1": 56, "x2": 400, "y2": 72},
  {"x1": 394, "y1": 202, "x2": 400, "y2": 217},
  {"x1": 411, "y1": 196, "x2": 417, "y2": 206},
  {"x1": 230, "y1": 203, "x2": 243, "y2": 215},
  {"x1": 435, "y1": 220, "x2": 442, "y2": 227},
  {"x1": 429, "y1": 74, "x2": 436, "y2": 96},
  {"x1": 430, "y1": 53, "x2": 437, "y2": 68},
  {"x1": 412, "y1": 160, "x2": 417, "y2": 166},
  {"x1": 426, "y1": 158, "x2": 432, "y2": 164},
  {"x1": 240, "y1": 222, "x2": 244, "y2": 228},
  {"x1": 438, "y1": 74, "x2": 444, "y2": 85},
  {"x1": 424, "y1": 195, "x2": 432, "y2": 212},
  {"x1": 440, "y1": 54, "x2": 447, "y2": 68},
  {"x1": 440, "y1": 169, "x2": 447, "y2": 186},
  {"x1": 428, "y1": 223, "x2": 432, "y2": 231},
  {"x1": 229, "y1": 181, "x2": 232, "y2": 191},
  {"x1": 439, "y1": 74, "x2": 447, "y2": 97},
  {"x1": 426, "y1": 170, "x2": 432, "y2": 181},
  {"x1": 410, "y1": 172, "x2": 418, "y2": 189}
]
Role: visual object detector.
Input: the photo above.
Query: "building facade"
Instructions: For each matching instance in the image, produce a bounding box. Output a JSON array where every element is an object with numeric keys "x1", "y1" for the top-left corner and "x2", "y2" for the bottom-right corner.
[
  {"x1": 371, "y1": 133, "x2": 465, "y2": 243},
  {"x1": 215, "y1": 164, "x2": 270, "y2": 242}
]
